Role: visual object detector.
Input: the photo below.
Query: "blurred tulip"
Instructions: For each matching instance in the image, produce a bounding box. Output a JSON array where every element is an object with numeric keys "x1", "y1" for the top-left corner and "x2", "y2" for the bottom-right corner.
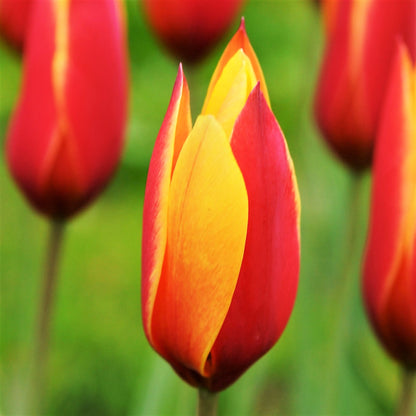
[
  {"x1": 0, "y1": 0, "x2": 33, "y2": 51},
  {"x1": 141, "y1": 0, "x2": 244, "y2": 64},
  {"x1": 363, "y1": 42, "x2": 416, "y2": 369},
  {"x1": 142, "y1": 20, "x2": 300, "y2": 392},
  {"x1": 6, "y1": 0, "x2": 128, "y2": 219},
  {"x1": 315, "y1": 0, "x2": 416, "y2": 170}
]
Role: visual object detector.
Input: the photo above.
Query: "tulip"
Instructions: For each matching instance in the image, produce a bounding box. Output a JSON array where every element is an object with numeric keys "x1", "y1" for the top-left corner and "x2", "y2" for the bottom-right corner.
[
  {"x1": 142, "y1": 20, "x2": 300, "y2": 392},
  {"x1": 0, "y1": 0, "x2": 33, "y2": 51},
  {"x1": 314, "y1": 0, "x2": 416, "y2": 170},
  {"x1": 6, "y1": 0, "x2": 128, "y2": 219},
  {"x1": 363, "y1": 42, "x2": 416, "y2": 370},
  {"x1": 141, "y1": 0, "x2": 244, "y2": 64}
]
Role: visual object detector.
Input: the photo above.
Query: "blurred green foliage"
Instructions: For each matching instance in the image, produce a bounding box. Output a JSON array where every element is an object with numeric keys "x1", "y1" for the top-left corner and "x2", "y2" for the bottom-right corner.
[{"x1": 0, "y1": 0, "x2": 403, "y2": 415}]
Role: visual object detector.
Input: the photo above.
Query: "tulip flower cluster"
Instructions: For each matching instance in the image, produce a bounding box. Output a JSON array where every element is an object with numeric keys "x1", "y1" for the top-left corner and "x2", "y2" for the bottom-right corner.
[
  {"x1": 142, "y1": 21, "x2": 300, "y2": 392},
  {"x1": 363, "y1": 43, "x2": 416, "y2": 370},
  {"x1": 5, "y1": 0, "x2": 128, "y2": 219},
  {"x1": 315, "y1": 0, "x2": 416, "y2": 170}
]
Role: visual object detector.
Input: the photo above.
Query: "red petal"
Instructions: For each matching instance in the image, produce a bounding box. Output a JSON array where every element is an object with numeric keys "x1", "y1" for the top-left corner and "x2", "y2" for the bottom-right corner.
[
  {"x1": 208, "y1": 84, "x2": 300, "y2": 391},
  {"x1": 64, "y1": 0, "x2": 128, "y2": 205}
]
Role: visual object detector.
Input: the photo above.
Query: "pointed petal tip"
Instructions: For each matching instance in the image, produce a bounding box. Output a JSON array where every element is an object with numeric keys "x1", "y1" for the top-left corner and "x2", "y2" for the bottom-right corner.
[
  {"x1": 176, "y1": 63, "x2": 185, "y2": 82},
  {"x1": 174, "y1": 62, "x2": 190, "y2": 95}
]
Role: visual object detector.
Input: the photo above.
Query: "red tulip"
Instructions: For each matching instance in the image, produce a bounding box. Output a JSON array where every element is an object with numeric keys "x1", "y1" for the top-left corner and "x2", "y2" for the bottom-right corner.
[
  {"x1": 141, "y1": 0, "x2": 244, "y2": 64},
  {"x1": 315, "y1": 0, "x2": 416, "y2": 170},
  {"x1": 0, "y1": 0, "x2": 33, "y2": 51},
  {"x1": 363, "y1": 42, "x2": 416, "y2": 369},
  {"x1": 6, "y1": 0, "x2": 128, "y2": 219},
  {"x1": 141, "y1": 21, "x2": 300, "y2": 392}
]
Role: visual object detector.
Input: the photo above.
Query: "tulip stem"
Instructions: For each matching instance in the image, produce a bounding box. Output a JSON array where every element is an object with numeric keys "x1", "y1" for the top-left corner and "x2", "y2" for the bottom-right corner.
[
  {"x1": 31, "y1": 220, "x2": 65, "y2": 413},
  {"x1": 396, "y1": 369, "x2": 415, "y2": 416},
  {"x1": 198, "y1": 388, "x2": 218, "y2": 416}
]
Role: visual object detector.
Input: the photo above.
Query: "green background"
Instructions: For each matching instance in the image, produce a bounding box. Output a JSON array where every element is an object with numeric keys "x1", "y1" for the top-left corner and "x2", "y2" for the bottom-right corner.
[{"x1": 0, "y1": 0, "x2": 403, "y2": 414}]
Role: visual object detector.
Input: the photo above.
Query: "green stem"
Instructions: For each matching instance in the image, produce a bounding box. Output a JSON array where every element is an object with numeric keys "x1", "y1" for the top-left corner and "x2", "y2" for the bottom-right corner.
[
  {"x1": 31, "y1": 220, "x2": 65, "y2": 413},
  {"x1": 198, "y1": 389, "x2": 218, "y2": 416},
  {"x1": 396, "y1": 369, "x2": 415, "y2": 416},
  {"x1": 323, "y1": 172, "x2": 366, "y2": 412}
]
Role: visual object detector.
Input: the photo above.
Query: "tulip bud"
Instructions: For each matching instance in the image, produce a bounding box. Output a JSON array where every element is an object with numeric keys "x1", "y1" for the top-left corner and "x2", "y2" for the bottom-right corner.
[
  {"x1": 315, "y1": 0, "x2": 416, "y2": 170},
  {"x1": 142, "y1": 20, "x2": 300, "y2": 392},
  {"x1": 141, "y1": 0, "x2": 244, "y2": 64},
  {"x1": 0, "y1": 0, "x2": 33, "y2": 51},
  {"x1": 6, "y1": 0, "x2": 128, "y2": 219},
  {"x1": 363, "y1": 42, "x2": 416, "y2": 369}
]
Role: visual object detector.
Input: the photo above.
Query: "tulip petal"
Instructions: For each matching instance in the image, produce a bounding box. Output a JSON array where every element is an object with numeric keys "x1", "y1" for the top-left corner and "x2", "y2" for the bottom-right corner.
[
  {"x1": 202, "y1": 49, "x2": 257, "y2": 138},
  {"x1": 208, "y1": 85, "x2": 300, "y2": 390},
  {"x1": 64, "y1": 0, "x2": 128, "y2": 198},
  {"x1": 363, "y1": 43, "x2": 416, "y2": 367},
  {"x1": 142, "y1": 66, "x2": 192, "y2": 344},
  {"x1": 202, "y1": 18, "x2": 270, "y2": 110},
  {"x1": 151, "y1": 115, "x2": 248, "y2": 377}
]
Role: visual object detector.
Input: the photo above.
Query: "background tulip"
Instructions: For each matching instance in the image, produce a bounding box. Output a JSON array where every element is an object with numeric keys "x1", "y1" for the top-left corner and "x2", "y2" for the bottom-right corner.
[
  {"x1": 363, "y1": 42, "x2": 416, "y2": 370},
  {"x1": 5, "y1": 0, "x2": 128, "y2": 219},
  {"x1": 142, "y1": 22, "x2": 300, "y2": 394},
  {"x1": 0, "y1": 0, "x2": 33, "y2": 51},
  {"x1": 314, "y1": 0, "x2": 416, "y2": 170},
  {"x1": 141, "y1": 0, "x2": 244, "y2": 64}
]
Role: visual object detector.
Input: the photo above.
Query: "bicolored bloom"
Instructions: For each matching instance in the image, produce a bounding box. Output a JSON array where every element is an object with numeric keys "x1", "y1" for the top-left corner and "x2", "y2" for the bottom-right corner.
[
  {"x1": 141, "y1": 20, "x2": 300, "y2": 392},
  {"x1": 141, "y1": 0, "x2": 244, "y2": 64},
  {"x1": 315, "y1": 0, "x2": 416, "y2": 170},
  {"x1": 6, "y1": 0, "x2": 128, "y2": 219},
  {"x1": 363, "y1": 42, "x2": 416, "y2": 369},
  {"x1": 0, "y1": 0, "x2": 33, "y2": 51}
]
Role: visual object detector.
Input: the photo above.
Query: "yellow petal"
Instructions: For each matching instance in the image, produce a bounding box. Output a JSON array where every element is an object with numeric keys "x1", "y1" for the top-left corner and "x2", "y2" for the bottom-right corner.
[
  {"x1": 202, "y1": 49, "x2": 257, "y2": 138},
  {"x1": 151, "y1": 115, "x2": 248, "y2": 377}
]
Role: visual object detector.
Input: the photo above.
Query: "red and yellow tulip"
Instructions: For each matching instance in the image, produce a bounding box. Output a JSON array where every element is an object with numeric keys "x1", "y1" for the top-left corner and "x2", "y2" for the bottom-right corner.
[
  {"x1": 6, "y1": 0, "x2": 128, "y2": 219},
  {"x1": 0, "y1": 0, "x2": 33, "y2": 51},
  {"x1": 363, "y1": 42, "x2": 416, "y2": 369},
  {"x1": 141, "y1": 20, "x2": 300, "y2": 392},
  {"x1": 141, "y1": 0, "x2": 244, "y2": 64},
  {"x1": 315, "y1": 0, "x2": 416, "y2": 170}
]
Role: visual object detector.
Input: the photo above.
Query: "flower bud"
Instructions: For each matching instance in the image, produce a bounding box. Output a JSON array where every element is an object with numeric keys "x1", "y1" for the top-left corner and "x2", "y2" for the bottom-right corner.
[
  {"x1": 6, "y1": 0, "x2": 128, "y2": 219},
  {"x1": 142, "y1": 20, "x2": 300, "y2": 391},
  {"x1": 315, "y1": 0, "x2": 416, "y2": 170},
  {"x1": 141, "y1": 0, "x2": 244, "y2": 64}
]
